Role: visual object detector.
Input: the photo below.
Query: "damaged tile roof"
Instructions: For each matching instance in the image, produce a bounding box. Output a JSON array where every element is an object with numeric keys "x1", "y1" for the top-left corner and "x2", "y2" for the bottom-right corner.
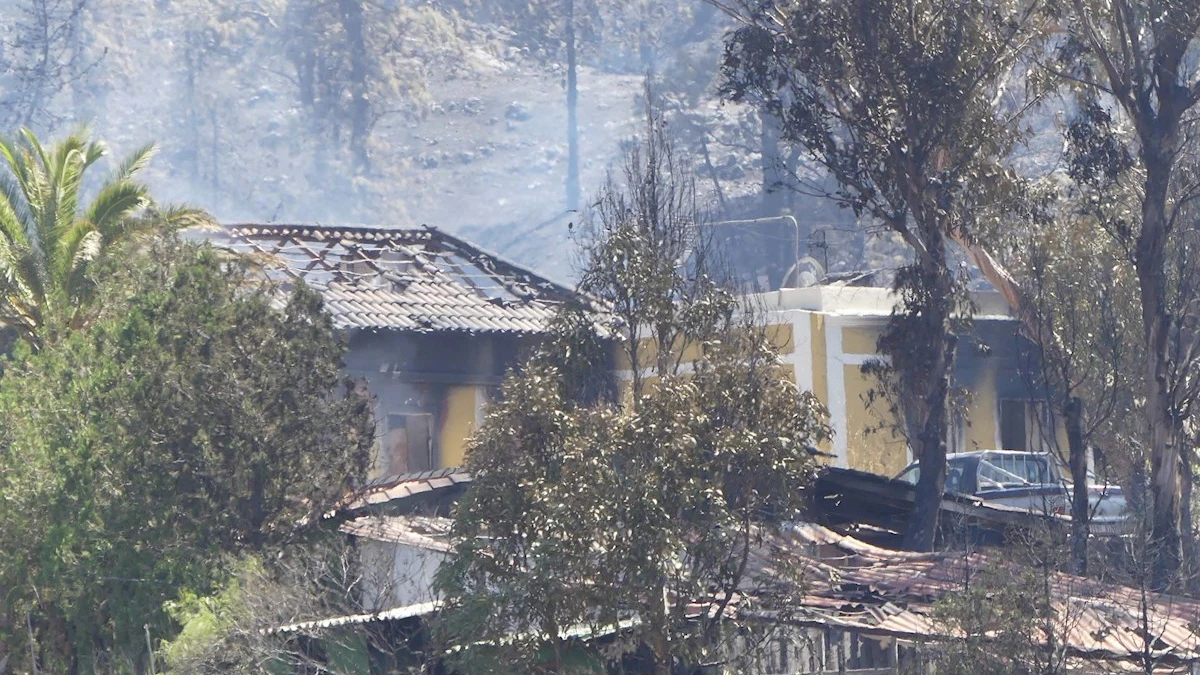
[
  {"x1": 336, "y1": 468, "x2": 472, "y2": 514},
  {"x1": 214, "y1": 223, "x2": 606, "y2": 335},
  {"x1": 278, "y1": 508, "x2": 1200, "y2": 668}
]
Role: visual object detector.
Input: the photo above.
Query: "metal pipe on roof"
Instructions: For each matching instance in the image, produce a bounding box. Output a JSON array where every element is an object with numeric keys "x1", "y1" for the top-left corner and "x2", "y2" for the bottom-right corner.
[{"x1": 707, "y1": 215, "x2": 802, "y2": 287}]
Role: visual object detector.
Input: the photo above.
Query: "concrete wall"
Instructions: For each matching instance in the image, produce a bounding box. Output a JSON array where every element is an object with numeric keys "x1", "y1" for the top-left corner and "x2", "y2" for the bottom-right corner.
[{"x1": 358, "y1": 539, "x2": 446, "y2": 611}]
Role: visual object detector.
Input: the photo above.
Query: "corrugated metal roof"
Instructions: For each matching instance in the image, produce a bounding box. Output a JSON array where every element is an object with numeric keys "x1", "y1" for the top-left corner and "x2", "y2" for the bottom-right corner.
[
  {"x1": 267, "y1": 601, "x2": 440, "y2": 635},
  {"x1": 211, "y1": 224, "x2": 609, "y2": 335},
  {"x1": 763, "y1": 523, "x2": 1200, "y2": 667}
]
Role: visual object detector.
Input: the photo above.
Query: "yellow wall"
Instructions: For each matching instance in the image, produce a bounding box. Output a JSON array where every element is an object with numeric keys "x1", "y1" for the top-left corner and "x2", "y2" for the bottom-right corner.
[
  {"x1": 810, "y1": 314, "x2": 828, "y2": 406},
  {"x1": 618, "y1": 324, "x2": 796, "y2": 371},
  {"x1": 843, "y1": 364, "x2": 909, "y2": 475},
  {"x1": 765, "y1": 323, "x2": 796, "y2": 355},
  {"x1": 964, "y1": 366, "x2": 999, "y2": 452},
  {"x1": 841, "y1": 326, "x2": 881, "y2": 355},
  {"x1": 439, "y1": 385, "x2": 480, "y2": 469}
]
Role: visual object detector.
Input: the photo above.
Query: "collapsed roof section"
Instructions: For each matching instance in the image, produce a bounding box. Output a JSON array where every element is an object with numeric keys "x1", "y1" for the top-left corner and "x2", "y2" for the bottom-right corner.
[
  {"x1": 213, "y1": 223, "x2": 610, "y2": 336},
  {"x1": 774, "y1": 523, "x2": 1200, "y2": 669}
]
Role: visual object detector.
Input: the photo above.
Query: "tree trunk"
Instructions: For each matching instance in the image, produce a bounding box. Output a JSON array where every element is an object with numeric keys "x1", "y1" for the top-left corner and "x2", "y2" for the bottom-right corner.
[
  {"x1": 338, "y1": 0, "x2": 370, "y2": 172},
  {"x1": 67, "y1": 0, "x2": 90, "y2": 123},
  {"x1": 565, "y1": 0, "x2": 580, "y2": 212},
  {"x1": 700, "y1": 136, "x2": 728, "y2": 214},
  {"x1": 902, "y1": 234, "x2": 956, "y2": 552},
  {"x1": 1182, "y1": 444, "x2": 1195, "y2": 587},
  {"x1": 904, "y1": 331, "x2": 955, "y2": 551},
  {"x1": 1067, "y1": 396, "x2": 1089, "y2": 575},
  {"x1": 760, "y1": 111, "x2": 790, "y2": 287},
  {"x1": 209, "y1": 105, "x2": 220, "y2": 213},
  {"x1": 182, "y1": 36, "x2": 200, "y2": 184},
  {"x1": 1139, "y1": 137, "x2": 1184, "y2": 591}
]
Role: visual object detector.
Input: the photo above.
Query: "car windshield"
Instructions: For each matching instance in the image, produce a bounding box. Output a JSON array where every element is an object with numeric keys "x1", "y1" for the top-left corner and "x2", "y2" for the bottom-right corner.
[{"x1": 977, "y1": 455, "x2": 1050, "y2": 490}]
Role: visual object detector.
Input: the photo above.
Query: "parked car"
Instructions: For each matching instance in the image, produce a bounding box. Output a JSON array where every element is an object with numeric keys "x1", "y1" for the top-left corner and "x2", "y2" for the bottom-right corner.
[{"x1": 894, "y1": 450, "x2": 1130, "y2": 535}]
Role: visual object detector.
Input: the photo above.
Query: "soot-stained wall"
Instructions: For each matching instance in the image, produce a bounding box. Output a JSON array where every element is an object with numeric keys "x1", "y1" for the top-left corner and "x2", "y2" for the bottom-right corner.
[{"x1": 342, "y1": 330, "x2": 533, "y2": 476}]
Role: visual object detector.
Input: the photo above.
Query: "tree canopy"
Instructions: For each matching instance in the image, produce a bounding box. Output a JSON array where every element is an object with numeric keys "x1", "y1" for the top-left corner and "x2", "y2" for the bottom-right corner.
[
  {"x1": 435, "y1": 110, "x2": 828, "y2": 675},
  {"x1": 0, "y1": 238, "x2": 374, "y2": 673},
  {"x1": 717, "y1": 0, "x2": 1048, "y2": 550}
]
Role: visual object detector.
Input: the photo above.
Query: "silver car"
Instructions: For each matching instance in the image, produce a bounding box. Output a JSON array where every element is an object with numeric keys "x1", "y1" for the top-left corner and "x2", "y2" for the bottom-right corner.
[{"x1": 895, "y1": 450, "x2": 1129, "y2": 534}]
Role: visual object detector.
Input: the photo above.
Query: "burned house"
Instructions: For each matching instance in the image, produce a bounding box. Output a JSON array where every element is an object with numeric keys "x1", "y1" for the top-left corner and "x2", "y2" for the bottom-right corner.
[{"x1": 216, "y1": 223, "x2": 611, "y2": 478}]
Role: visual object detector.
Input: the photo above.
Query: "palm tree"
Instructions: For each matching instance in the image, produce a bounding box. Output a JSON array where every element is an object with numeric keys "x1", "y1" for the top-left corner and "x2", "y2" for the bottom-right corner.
[{"x1": 0, "y1": 128, "x2": 206, "y2": 349}]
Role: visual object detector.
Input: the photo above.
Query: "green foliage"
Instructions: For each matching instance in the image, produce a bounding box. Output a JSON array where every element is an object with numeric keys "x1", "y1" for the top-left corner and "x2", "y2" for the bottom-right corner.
[
  {"x1": 162, "y1": 560, "x2": 258, "y2": 673},
  {"x1": 436, "y1": 110, "x2": 829, "y2": 674},
  {"x1": 928, "y1": 529, "x2": 1078, "y2": 675},
  {"x1": 1051, "y1": 0, "x2": 1200, "y2": 586},
  {"x1": 0, "y1": 239, "x2": 374, "y2": 673},
  {"x1": 0, "y1": 127, "x2": 207, "y2": 348},
  {"x1": 161, "y1": 542, "x2": 380, "y2": 675},
  {"x1": 438, "y1": 341, "x2": 827, "y2": 673}
]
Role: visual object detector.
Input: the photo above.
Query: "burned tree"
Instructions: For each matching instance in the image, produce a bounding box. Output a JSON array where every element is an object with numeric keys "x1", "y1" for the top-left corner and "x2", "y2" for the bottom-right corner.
[{"x1": 0, "y1": 0, "x2": 93, "y2": 132}]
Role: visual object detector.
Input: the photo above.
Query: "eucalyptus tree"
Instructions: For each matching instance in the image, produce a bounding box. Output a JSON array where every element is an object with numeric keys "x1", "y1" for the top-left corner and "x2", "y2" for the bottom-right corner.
[
  {"x1": 1011, "y1": 210, "x2": 1139, "y2": 574},
  {"x1": 1048, "y1": 0, "x2": 1200, "y2": 589},
  {"x1": 436, "y1": 108, "x2": 828, "y2": 675},
  {"x1": 0, "y1": 128, "x2": 204, "y2": 348},
  {"x1": 716, "y1": 0, "x2": 1049, "y2": 550}
]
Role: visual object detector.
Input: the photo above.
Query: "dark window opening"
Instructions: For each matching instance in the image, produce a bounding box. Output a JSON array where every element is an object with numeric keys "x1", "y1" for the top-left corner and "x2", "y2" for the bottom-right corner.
[
  {"x1": 384, "y1": 413, "x2": 433, "y2": 475},
  {"x1": 1000, "y1": 399, "x2": 1027, "y2": 451}
]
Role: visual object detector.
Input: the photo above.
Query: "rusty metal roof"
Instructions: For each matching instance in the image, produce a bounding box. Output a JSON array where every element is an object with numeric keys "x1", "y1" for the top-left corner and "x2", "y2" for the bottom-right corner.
[
  {"x1": 213, "y1": 223, "x2": 602, "y2": 335},
  {"x1": 765, "y1": 523, "x2": 1200, "y2": 668}
]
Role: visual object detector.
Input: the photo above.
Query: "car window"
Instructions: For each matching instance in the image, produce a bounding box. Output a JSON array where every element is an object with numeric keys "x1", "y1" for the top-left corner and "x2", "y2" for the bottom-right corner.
[
  {"x1": 977, "y1": 460, "x2": 1032, "y2": 490},
  {"x1": 986, "y1": 454, "x2": 1049, "y2": 484},
  {"x1": 897, "y1": 466, "x2": 919, "y2": 485}
]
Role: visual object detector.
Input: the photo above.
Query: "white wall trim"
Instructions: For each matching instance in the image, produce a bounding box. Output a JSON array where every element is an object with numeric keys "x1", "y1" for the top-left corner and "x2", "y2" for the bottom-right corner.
[
  {"x1": 825, "y1": 318, "x2": 848, "y2": 468},
  {"x1": 770, "y1": 309, "x2": 814, "y2": 395}
]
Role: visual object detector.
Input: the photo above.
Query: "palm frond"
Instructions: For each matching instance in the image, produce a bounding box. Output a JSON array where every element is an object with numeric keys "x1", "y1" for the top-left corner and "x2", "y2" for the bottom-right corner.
[
  {"x1": 53, "y1": 220, "x2": 96, "y2": 293},
  {"x1": 0, "y1": 136, "x2": 38, "y2": 234},
  {"x1": 107, "y1": 142, "x2": 155, "y2": 183},
  {"x1": 0, "y1": 128, "x2": 171, "y2": 347},
  {"x1": 63, "y1": 229, "x2": 103, "y2": 302},
  {"x1": 59, "y1": 134, "x2": 108, "y2": 246},
  {"x1": 0, "y1": 234, "x2": 36, "y2": 304},
  {"x1": 0, "y1": 233, "x2": 42, "y2": 338},
  {"x1": 17, "y1": 130, "x2": 56, "y2": 261},
  {"x1": 149, "y1": 204, "x2": 216, "y2": 232},
  {"x1": 85, "y1": 181, "x2": 150, "y2": 242},
  {"x1": 0, "y1": 173, "x2": 32, "y2": 248}
]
